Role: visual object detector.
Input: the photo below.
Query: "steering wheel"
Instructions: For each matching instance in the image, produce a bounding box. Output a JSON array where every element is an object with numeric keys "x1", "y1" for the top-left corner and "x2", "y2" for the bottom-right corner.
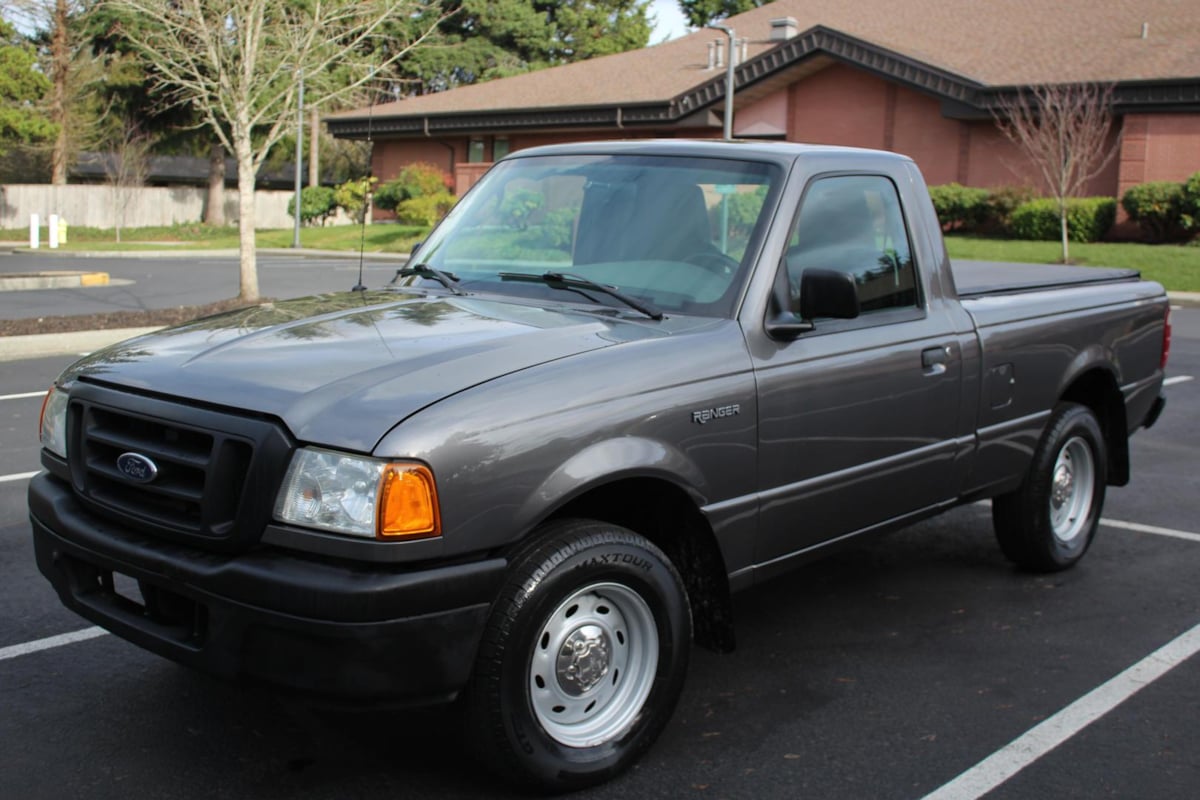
[{"x1": 682, "y1": 249, "x2": 739, "y2": 276}]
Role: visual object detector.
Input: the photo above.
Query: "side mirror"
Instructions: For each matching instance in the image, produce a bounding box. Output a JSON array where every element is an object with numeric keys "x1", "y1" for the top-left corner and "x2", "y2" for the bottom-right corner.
[
  {"x1": 798, "y1": 268, "x2": 860, "y2": 321},
  {"x1": 766, "y1": 268, "x2": 860, "y2": 340},
  {"x1": 410, "y1": 241, "x2": 423, "y2": 258}
]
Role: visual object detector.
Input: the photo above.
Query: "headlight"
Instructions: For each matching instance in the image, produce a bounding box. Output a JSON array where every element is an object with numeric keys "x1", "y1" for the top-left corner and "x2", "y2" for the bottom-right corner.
[
  {"x1": 39, "y1": 386, "x2": 69, "y2": 459},
  {"x1": 274, "y1": 447, "x2": 441, "y2": 540}
]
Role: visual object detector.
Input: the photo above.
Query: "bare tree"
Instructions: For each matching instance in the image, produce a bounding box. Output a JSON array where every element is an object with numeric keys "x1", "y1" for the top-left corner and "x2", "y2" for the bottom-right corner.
[
  {"x1": 105, "y1": 0, "x2": 444, "y2": 302},
  {"x1": 204, "y1": 137, "x2": 225, "y2": 226},
  {"x1": 993, "y1": 83, "x2": 1119, "y2": 263},
  {"x1": 103, "y1": 114, "x2": 152, "y2": 242}
]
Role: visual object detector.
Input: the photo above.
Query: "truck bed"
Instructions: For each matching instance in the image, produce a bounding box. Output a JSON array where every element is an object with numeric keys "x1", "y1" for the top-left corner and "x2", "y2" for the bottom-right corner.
[{"x1": 951, "y1": 260, "x2": 1141, "y2": 298}]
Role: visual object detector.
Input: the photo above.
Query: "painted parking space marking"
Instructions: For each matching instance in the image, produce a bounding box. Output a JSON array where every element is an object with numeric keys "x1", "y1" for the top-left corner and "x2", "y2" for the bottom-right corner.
[
  {"x1": 0, "y1": 390, "x2": 47, "y2": 401},
  {"x1": 1102, "y1": 518, "x2": 1200, "y2": 544},
  {"x1": 1163, "y1": 375, "x2": 1193, "y2": 387},
  {"x1": 0, "y1": 471, "x2": 39, "y2": 484},
  {"x1": 0, "y1": 626, "x2": 108, "y2": 663},
  {"x1": 921, "y1": 622, "x2": 1200, "y2": 800}
]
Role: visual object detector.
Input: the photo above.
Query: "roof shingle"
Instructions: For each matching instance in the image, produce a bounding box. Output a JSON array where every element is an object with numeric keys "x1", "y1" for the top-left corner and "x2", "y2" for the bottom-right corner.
[{"x1": 328, "y1": 0, "x2": 1200, "y2": 122}]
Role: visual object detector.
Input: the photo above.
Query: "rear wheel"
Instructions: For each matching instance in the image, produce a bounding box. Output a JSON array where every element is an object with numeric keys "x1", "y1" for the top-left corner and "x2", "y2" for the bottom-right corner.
[
  {"x1": 993, "y1": 402, "x2": 1108, "y2": 572},
  {"x1": 467, "y1": 519, "x2": 691, "y2": 791}
]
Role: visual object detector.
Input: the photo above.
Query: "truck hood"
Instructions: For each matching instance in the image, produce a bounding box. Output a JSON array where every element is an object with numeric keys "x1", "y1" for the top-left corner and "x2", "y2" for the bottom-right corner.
[{"x1": 62, "y1": 291, "x2": 662, "y2": 452}]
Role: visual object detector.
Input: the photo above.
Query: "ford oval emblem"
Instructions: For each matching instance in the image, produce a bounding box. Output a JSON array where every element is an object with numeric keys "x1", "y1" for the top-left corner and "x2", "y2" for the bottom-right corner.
[{"x1": 116, "y1": 452, "x2": 159, "y2": 484}]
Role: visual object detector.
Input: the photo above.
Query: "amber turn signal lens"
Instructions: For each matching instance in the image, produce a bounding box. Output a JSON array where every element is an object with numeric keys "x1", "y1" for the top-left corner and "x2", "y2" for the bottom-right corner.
[{"x1": 377, "y1": 464, "x2": 441, "y2": 539}]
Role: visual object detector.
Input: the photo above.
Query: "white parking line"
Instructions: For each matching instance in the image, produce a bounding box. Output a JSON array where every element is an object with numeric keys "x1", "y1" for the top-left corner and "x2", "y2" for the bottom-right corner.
[
  {"x1": 0, "y1": 471, "x2": 39, "y2": 484},
  {"x1": 922, "y1": 622, "x2": 1200, "y2": 800},
  {"x1": 1102, "y1": 518, "x2": 1200, "y2": 544},
  {"x1": 1163, "y1": 375, "x2": 1193, "y2": 387},
  {"x1": 0, "y1": 390, "x2": 47, "y2": 401},
  {"x1": 0, "y1": 626, "x2": 108, "y2": 662}
]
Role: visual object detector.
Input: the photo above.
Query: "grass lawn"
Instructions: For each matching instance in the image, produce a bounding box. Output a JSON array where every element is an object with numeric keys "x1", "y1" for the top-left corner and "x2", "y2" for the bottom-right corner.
[
  {"x1": 4, "y1": 223, "x2": 427, "y2": 253},
  {"x1": 945, "y1": 236, "x2": 1200, "y2": 292}
]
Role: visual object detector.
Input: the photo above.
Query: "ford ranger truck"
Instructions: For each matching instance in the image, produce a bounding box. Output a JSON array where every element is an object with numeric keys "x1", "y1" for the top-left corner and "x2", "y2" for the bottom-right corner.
[{"x1": 30, "y1": 140, "x2": 1170, "y2": 790}]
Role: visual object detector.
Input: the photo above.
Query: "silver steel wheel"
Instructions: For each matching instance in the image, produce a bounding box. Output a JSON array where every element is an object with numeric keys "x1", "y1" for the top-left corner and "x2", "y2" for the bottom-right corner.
[
  {"x1": 1049, "y1": 435, "x2": 1095, "y2": 544},
  {"x1": 528, "y1": 582, "x2": 659, "y2": 748}
]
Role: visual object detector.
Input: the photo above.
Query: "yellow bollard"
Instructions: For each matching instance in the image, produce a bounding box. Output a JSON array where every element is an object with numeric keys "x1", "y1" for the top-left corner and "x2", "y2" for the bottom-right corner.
[{"x1": 60, "y1": 219, "x2": 68, "y2": 244}]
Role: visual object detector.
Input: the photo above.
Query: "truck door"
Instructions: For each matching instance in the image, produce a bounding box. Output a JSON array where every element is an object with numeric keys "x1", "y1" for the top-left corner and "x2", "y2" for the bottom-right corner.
[{"x1": 750, "y1": 173, "x2": 964, "y2": 569}]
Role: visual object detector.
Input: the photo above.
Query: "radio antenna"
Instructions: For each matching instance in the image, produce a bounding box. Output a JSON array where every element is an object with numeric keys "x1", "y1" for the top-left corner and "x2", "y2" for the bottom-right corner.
[{"x1": 352, "y1": 77, "x2": 376, "y2": 292}]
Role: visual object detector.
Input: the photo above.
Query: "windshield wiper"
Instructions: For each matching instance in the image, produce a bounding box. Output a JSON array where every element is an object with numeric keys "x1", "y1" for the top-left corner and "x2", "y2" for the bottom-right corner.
[
  {"x1": 498, "y1": 271, "x2": 663, "y2": 320},
  {"x1": 391, "y1": 263, "x2": 465, "y2": 295}
]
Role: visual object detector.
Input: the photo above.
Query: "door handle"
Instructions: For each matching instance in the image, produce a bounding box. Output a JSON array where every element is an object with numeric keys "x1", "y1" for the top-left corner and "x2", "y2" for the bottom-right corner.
[{"x1": 921, "y1": 346, "x2": 950, "y2": 377}]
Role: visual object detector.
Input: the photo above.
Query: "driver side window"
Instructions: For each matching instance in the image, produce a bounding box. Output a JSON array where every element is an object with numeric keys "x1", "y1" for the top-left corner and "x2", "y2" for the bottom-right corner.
[{"x1": 786, "y1": 176, "x2": 918, "y2": 312}]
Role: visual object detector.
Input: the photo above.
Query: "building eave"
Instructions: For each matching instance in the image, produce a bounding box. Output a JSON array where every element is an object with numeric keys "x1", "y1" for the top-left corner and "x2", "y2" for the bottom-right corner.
[{"x1": 326, "y1": 25, "x2": 1200, "y2": 140}]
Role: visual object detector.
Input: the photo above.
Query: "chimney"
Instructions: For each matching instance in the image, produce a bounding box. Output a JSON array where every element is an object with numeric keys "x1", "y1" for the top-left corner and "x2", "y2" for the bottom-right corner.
[
  {"x1": 1141, "y1": 22, "x2": 1149, "y2": 39},
  {"x1": 770, "y1": 17, "x2": 799, "y2": 41},
  {"x1": 707, "y1": 41, "x2": 715, "y2": 69},
  {"x1": 714, "y1": 38, "x2": 725, "y2": 68}
]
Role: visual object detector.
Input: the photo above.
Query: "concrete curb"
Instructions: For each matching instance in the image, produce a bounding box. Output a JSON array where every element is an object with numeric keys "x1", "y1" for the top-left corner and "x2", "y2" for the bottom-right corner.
[
  {"x1": 0, "y1": 271, "x2": 110, "y2": 291},
  {"x1": 4, "y1": 246, "x2": 407, "y2": 261},
  {"x1": 0, "y1": 327, "x2": 161, "y2": 363},
  {"x1": 1169, "y1": 291, "x2": 1200, "y2": 308}
]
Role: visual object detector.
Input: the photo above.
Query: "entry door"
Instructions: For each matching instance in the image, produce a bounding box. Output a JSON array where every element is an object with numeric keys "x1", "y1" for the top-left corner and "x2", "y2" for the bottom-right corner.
[{"x1": 752, "y1": 174, "x2": 963, "y2": 566}]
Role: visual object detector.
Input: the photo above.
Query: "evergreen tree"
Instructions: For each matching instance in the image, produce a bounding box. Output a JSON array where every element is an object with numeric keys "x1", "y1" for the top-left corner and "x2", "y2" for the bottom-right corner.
[
  {"x1": 678, "y1": 0, "x2": 766, "y2": 29},
  {"x1": 0, "y1": 18, "x2": 57, "y2": 156},
  {"x1": 393, "y1": 1, "x2": 652, "y2": 94}
]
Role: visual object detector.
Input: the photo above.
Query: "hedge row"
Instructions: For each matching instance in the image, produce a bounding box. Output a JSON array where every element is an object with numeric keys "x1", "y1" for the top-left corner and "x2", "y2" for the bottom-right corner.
[
  {"x1": 1010, "y1": 198, "x2": 1117, "y2": 243},
  {"x1": 927, "y1": 183, "x2": 1039, "y2": 234},
  {"x1": 931, "y1": 172, "x2": 1200, "y2": 244},
  {"x1": 1120, "y1": 171, "x2": 1200, "y2": 243}
]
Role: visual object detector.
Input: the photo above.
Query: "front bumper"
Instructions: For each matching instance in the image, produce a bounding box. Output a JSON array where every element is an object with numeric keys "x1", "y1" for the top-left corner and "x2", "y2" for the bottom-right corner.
[{"x1": 29, "y1": 473, "x2": 505, "y2": 704}]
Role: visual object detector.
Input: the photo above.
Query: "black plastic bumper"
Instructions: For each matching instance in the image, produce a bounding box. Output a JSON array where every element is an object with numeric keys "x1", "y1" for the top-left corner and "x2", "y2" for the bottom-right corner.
[{"x1": 29, "y1": 473, "x2": 506, "y2": 704}]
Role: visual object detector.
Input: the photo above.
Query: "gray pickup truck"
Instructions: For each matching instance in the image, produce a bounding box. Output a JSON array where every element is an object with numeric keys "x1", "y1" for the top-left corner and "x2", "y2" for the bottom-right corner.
[{"x1": 31, "y1": 140, "x2": 1170, "y2": 789}]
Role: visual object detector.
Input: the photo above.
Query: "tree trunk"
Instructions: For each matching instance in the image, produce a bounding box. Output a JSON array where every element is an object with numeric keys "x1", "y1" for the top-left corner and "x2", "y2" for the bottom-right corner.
[
  {"x1": 235, "y1": 140, "x2": 259, "y2": 302},
  {"x1": 204, "y1": 140, "x2": 226, "y2": 225},
  {"x1": 308, "y1": 106, "x2": 320, "y2": 188},
  {"x1": 1060, "y1": 205, "x2": 1070, "y2": 264},
  {"x1": 49, "y1": 0, "x2": 70, "y2": 185}
]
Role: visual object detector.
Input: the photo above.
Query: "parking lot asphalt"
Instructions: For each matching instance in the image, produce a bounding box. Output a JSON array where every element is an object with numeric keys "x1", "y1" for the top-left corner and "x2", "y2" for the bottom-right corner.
[{"x1": 0, "y1": 259, "x2": 1196, "y2": 798}]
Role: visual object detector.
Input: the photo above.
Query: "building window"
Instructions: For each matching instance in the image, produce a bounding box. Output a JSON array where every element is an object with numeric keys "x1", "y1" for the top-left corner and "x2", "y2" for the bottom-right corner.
[
  {"x1": 492, "y1": 137, "x2": 510, "y2": 161},
  {"x1": 468, "y1": 138, "x2": 486, "y2": 163}
]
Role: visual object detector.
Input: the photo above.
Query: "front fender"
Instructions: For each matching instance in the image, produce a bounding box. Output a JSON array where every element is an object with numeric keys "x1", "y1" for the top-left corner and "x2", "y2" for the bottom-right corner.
[{"x1": 517, "y1": 436, "x2": 710, "y2": 525}]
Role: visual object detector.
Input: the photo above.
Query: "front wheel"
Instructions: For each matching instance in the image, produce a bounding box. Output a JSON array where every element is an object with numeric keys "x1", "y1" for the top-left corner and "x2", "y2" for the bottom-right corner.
[
  {"x1": 993, "y1": 402, "x2": 1108, "y2": 572},
  {"x1": 467, "y1": 519, "x2": 691, "y2": 791}
]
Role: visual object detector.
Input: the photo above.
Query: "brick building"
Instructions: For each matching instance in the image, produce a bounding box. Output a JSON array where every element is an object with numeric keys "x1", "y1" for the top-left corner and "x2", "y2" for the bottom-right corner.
[{"x1": 326, "y1": 0, "x2": 1200, "y2": 206}]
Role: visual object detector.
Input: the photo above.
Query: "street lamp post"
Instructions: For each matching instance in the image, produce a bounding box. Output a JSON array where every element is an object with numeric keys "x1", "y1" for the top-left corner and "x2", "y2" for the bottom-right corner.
[
  {"x1": 293, "y1": 70, "x2": 304, "y2": 249},
  {"x1": 707, "y1": 24, "x2": 736, "y2": 140}
]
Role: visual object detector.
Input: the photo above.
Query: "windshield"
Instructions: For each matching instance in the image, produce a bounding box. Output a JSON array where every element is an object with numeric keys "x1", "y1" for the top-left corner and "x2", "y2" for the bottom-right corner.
[{"x1": 404, "y1": 154, "x2": 781, "y2": 318}]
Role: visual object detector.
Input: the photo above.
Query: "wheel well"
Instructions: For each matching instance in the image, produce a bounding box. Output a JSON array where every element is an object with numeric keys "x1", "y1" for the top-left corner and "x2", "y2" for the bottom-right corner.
[
  {"x1": 1061, "y1": 368, "x2": 1129, "y2": 486},
  {"x1": 547, "y1": 478, "x2": 736, "y2": 653}
]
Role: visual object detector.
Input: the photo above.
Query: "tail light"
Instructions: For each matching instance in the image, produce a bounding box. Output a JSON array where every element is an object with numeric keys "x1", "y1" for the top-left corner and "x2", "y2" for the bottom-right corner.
[{"x1": 1161, "y1": 306, "x2": 1171, "y2": 370}]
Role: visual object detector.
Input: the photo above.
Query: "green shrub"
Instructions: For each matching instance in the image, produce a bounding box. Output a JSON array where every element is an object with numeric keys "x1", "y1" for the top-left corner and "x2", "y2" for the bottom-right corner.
[
  {"x1": 984, "y1": 185, "x2": 1039, "y2": 233},
  {"x1": 286, "y1": 186, "x2": 337, "y2": 226},
  {"x1": 928, "y1": 183, "x2": 989, "y2": 231},
  {"x1": 1181, "y1": 171, "x2": 1200, "y2": 232},
  {"x1": 375, "y1": 162, "x2": 454, "y2": 212},
  {"x1": 1121, "y1": 181, "x2": 1184, "y2": 242},
  {"x1": 396, "y1": 192, "x2": 456, "y2": 226},
  {"x1": 1010, "y1": 197, "x2": 1116, "y2": 243},
  {"x1": 334, "y1": 176, "x2": 377, "y2": 223}
]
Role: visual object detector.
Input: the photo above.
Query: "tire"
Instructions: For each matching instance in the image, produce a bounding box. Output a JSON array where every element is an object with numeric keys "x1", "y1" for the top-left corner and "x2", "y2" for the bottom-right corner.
[
  {"x1": 466, "y1": 519, "x2": 691, "y2": 791},
  {"x1": 993, "y1": 402, "x2": 1108, "y2": 572}
]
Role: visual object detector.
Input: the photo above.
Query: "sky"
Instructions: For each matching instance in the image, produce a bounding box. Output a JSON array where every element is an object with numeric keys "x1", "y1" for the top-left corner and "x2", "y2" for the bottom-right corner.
[{"x1": 650, "y1": 0, "x2": 692, "y2": 42}]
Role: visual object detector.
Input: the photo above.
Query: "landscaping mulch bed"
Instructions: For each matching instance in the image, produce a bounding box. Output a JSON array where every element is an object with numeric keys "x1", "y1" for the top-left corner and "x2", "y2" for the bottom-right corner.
[{"x1": 0, "y1": 299, "x2": 255, "y2": 337}]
